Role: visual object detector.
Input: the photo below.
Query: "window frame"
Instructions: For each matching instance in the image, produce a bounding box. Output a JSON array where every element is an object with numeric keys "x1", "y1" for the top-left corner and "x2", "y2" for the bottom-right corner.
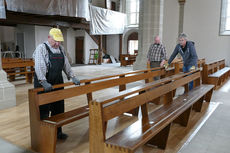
[
  {"x1": 126, "y1": 0, "x2": 139, "y2": 27},
  {"x1": 220, "y1": 0, "x2": 230, "y2": 35}
]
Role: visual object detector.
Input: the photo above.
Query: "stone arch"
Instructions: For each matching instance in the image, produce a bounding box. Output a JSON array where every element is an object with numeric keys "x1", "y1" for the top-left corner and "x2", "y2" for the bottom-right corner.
[{"x1": 122, "y1": 28, "x2": 139, "y2": 54}]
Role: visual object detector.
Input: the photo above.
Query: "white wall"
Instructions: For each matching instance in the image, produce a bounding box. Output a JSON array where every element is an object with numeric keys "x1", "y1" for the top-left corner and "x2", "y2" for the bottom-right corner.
[
  {"x1": 0, "y1": 26, "x2": 15, "y2": 51},
  {"x1": 84, "y1": 31, "x2": 98, "y2": 64},
  {"x1": 184, "y1": 0, "x2": 230, "y2": 66},
  {"x1": 35, "y1": 26, "x2": 50, "y2": 46},
  {"x1": 106, "y1": 34, "x2": 120, "y2": 61},
  {"x1": 66, "y1": 29, "x2": 98, "y2": 64},
  {"x1": 16, "y1": 24, "x2": 35, "y2": 58},
  {"x1": 0, "y1": 26, "x2": 15, "y2": 43},
  {"x1": 162, "y1": 0, "x2": 179, "y2": 59},
  {"x1": 67, "y1": 29, "x2": 84, "y2": 64}
]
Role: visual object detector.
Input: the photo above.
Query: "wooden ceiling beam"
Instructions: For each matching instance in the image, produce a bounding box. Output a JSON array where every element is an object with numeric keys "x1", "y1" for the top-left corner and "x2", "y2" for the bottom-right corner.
[{"x1": 0, "y1": 11, "x2": 89, "y2": 29}]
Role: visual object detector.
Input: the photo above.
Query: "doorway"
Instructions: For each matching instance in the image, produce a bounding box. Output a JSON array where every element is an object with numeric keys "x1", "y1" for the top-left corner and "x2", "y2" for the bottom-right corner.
[
  {"x1": 16, "y1": 33, "x2": 25, "y2": 58},
  {"x1": 75, "y1": 37, "x2": 84, "y2": 64},
  {"x1": 127, "y1": 32, "x2": 138, "y2": 55},
  {"x1": 111, "y1": 2, "x2": 116, "y2": 11}
]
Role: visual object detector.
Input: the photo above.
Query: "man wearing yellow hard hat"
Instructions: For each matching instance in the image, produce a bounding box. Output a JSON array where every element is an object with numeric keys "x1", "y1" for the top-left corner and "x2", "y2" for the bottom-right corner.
[{"x1": 33, "y1": 28, "x2": 80, "y2": 140}]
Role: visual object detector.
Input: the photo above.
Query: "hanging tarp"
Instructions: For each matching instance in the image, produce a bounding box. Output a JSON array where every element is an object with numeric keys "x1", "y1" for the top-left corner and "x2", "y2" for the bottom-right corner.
[
  {"x1": 89, "y1": 5, "x2": 126, "y2": 35},
  {"x1": 2, "y1": 0, "x2": 90, "y2": 21},
  {"x1": 0, "y1": 0, "x2": 6, "y2": 19}
]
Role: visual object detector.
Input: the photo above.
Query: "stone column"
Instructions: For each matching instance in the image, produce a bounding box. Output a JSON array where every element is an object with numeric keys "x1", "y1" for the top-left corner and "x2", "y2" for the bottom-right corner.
[
  {"x1": 178, "y1": 0, "x2": 186, "y2": 35},
  {"x1": 133, "y1": 0, "x2": 164, "y2": 70},
  {"x1": 0, "y1": 41, "x2": 16, "y2": 110}
]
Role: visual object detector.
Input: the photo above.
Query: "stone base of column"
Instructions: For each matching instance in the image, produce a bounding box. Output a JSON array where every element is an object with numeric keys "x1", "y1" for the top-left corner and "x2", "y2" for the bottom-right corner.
[
  {"x1": 0, "y1": 70, "x2": 16, "y2": 110},
  {"x1": 133, "y1": 53, "x2": 148, "y2": 70}
]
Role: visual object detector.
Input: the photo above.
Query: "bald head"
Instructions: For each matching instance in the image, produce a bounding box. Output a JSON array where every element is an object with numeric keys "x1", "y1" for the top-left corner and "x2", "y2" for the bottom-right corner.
[{"x1": 154, "y1": 36, "x2": 161, "y2": 44}]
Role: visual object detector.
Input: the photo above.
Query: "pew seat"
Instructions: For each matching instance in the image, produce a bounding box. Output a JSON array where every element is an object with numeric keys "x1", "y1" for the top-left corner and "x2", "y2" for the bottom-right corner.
[
  {"x1": 29, "y1": 67, "x2": 169, "y2": 153},
  {"x1": 43, "y1": 105, "x2": 89, "y2": 126},
  {"x1": 203, "y1": 59, "x2": 230, "y2": 89},
  {"x1": 209, "y1": 67, "x2": 230, "y2": 78},
  {"x1": 104, "y1": 85, "x2": 214, "y2": 152},
  {"x1": 90, "y1": 70, "x2": 215, "y2": 153}
]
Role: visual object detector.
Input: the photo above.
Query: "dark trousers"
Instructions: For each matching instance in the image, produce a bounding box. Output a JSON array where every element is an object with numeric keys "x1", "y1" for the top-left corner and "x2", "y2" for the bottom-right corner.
[
  {"x1": 40, "y1": 100, "x2": 64, "y2": 134},
  {"x1": 150, "y1": 61, "x2": 161, "y2": 80},
  {"x1": 35, "y1": 74, "x2": 64, "y2": 134},
  {"x1": 183, "y1": 65, "x2": 194, "y2": 90}
]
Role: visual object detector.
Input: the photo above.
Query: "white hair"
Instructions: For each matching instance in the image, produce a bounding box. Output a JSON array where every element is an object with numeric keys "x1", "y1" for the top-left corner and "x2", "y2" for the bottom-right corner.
[{"x1": 178, "y1": 33, "x2": 188, "y2": 40}]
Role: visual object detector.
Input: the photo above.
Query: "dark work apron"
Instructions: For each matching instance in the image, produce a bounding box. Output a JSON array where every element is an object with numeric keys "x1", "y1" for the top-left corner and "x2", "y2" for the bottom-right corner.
[{"x1": 34, "y1": 43, "x2": 65, "y2": 133}]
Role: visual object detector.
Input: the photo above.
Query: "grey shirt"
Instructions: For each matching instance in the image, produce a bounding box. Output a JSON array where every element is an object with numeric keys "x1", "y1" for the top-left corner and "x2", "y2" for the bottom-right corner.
[{"x1": 33, "y1": 41, "x2": 75, "y2": 81}]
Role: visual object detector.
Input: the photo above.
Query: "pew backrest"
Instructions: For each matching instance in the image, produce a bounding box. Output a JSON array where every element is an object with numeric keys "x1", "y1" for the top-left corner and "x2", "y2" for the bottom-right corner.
[
  {"x1": 89, "y1": 70, "x2": 202, "y2": 153},
  {"x1": 203, "y1": 59, "x2": 229, "y2": 85}
]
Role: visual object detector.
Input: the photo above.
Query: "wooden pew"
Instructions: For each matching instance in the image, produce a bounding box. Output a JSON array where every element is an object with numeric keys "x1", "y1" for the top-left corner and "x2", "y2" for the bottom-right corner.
[
  {"x1": 174, "y1": 58, "x2": 205, "y2": 74},
  {"x1": 147, "y1": 58, "x2": 182, "y2": 69},
  {"x1": 28, "y1": 67, "x2": 172, "y2": 153},
  {"x1": 203, "y1": 59, "x2": 230, "y2": 89},
  {"x1": 2, "y1": 58, "x2": 23, "y2": 63},
  {"x1": 89, "y1": 70, "x2": 214, "y2": 153},
  {"x1": 198, "y1": 58, "x2": 205, "y2": 68},
  {"x1": 2, "y1": 58, "x2": 34, "y2": 83},
  {"x1": 120, "y1": 54, "x2": 137, "y2": 66},
  {"x1": 168, "y1": 58, "x2": 182, "y2": 68}
]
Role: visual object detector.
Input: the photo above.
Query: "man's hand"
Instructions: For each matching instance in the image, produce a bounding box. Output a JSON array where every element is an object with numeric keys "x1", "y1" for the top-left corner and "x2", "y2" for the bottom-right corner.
[
  {"x1": 40, "y1": 80, "x2": 52, "y2": 92},
  {"x1": 72, "y1": 77, "x2": 80, "y2": 85},
  {"x1": 160, "y1": 60, "x2": 166, "y2": 67},
  {"x1": 163, "y1": 63, "x2": 169, "y2": 69},
  {"x1": 189, "y1": 66, "x2": 196, "y2": 71}
]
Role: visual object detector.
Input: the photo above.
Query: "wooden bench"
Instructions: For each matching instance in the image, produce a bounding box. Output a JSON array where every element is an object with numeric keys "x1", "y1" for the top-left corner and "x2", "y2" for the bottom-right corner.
[
  {"x1": 174, "y1": 58, "x2": 205, "y2": 74},
  {"x1": 2, "y1": 58, "x2": 34, "y2": 83},
  {"x1": 89, "y1": 70, "x2": 214, "y2": 153},
  {"x1": 203, "y1": 59, "x2": 230, "y2": 89},
  {"x1": 2, "y1": 58, "x2": 23, "y2": 63},
  {"x1": 120, "y1": 54, "x2": 137, "y2": 66},
  {"x1": 28, "y1": 67, "x2": 174, "y2": 153}
]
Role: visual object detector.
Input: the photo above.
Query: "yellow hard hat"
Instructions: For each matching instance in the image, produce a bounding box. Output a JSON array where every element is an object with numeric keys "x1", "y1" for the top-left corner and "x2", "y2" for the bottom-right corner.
[{"x1": 49, "y1": 28, "x2": 64, "y2": 42}]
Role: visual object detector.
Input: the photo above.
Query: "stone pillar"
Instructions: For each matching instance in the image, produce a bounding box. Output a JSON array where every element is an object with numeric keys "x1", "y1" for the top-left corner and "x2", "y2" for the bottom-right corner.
[
  {"x1": 178, "y1": 0, "x2": 186, "y2": 35},
  {"x1": 0, "y1": 41, "x2": 16, "y2": 110},
  {"x1": 133, "y1": 0, "x2": 164, "y2": 70}
]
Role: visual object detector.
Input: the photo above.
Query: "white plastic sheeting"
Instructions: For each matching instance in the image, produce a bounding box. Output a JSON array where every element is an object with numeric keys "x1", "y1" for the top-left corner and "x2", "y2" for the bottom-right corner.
[
  {"x1": 89, "y1": 5, "x2": 126, "y2": 35},
  {"x1": 1, "y1": 0, "x2": 90, "y2": 21},
  {"x1": 0, "y1": 0, "x2": 6, "y2": 19}
]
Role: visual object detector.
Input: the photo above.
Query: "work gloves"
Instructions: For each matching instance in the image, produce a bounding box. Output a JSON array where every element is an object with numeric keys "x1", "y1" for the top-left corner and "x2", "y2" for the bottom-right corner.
[
  {"x1": 72, "y1": 77, "x2": 81, "y2": 85},
  {"x1": 40, "y1": 77, "x2": 80, "y2": 92},
  {"x1": 40, "y1": 80, "x2": 52, "y2": 92},
  {"x1": 189, "y1": 66, "x2": 196, "y2": 71},
  {"x1": 164, "y1": 63, "x2": 169, "y2": 69}
]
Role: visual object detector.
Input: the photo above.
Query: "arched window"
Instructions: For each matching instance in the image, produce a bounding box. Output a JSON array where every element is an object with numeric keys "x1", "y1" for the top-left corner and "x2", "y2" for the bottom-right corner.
[
  {"x1": 220, "y1": 0, "x2": 230, "y2": 35},
  {"x1": 126, "y1": 0, "x2": 139, "y2": 26},
  {"x1": 127, "y1": 32, "x2": 138, "y2": 55}
]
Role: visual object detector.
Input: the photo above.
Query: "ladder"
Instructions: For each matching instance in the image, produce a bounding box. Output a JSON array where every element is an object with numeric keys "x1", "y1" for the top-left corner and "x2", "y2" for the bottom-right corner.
[{"x1": 88, "y1": 49, "x2": 98, "y2": 65}]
